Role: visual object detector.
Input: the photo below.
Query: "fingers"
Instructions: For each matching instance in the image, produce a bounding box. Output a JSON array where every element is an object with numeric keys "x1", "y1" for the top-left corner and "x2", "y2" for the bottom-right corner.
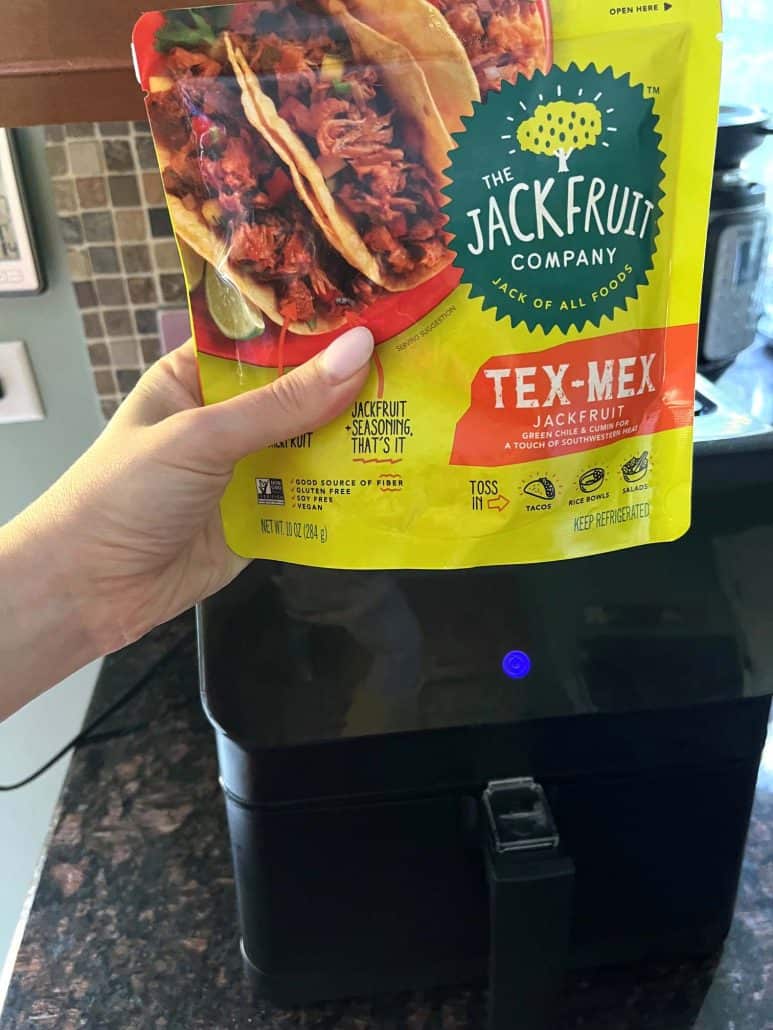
[{"x1": 178, "y1": 326, "x2": 374, "y2": 469}]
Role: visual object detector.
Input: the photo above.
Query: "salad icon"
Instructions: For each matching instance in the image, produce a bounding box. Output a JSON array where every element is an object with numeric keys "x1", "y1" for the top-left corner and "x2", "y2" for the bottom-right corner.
[{"x1": 621, "y1": 452, "x2": 649, "y2": 483}]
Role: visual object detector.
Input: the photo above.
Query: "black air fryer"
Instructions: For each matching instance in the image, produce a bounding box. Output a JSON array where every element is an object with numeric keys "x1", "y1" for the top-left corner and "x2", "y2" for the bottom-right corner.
[{"x1": 198, "y1": 390, "x2": 773, "y2": 1029}]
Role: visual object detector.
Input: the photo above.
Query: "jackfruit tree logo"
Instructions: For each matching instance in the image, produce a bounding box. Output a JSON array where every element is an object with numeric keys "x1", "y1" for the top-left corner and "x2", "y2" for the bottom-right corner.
[
  {"x1": 445, "y1": 64, "x2": 665, "y2": 333},
  {"x1": 516, "y1": 99, "x2": 603, "y2": 172}
]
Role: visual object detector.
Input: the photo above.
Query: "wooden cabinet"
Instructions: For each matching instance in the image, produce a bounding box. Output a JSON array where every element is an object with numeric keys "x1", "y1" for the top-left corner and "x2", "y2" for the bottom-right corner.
[{"x1": 0, "y1": 0, "x2": 230, "y2": 126}]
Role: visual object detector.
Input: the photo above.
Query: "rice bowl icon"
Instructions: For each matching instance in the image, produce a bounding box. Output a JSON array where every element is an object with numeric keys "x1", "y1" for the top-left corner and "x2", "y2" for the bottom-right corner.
[{"x1": 579, "y1": 467, "x2": 605, "y2": 493}]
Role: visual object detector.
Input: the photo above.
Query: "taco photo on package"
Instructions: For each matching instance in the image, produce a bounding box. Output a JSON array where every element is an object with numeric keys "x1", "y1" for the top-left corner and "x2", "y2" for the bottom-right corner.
[
  {"x1": 224, "y1": 2, "x2": 455, "y2": 292},
  {"x1": 133, "y1": 0, "x2": 722, "y2": 571},
  {"x1": 144, "y1": 26, "x2": 382, "y2": 336},
  {"x1": 337, "y1": 0, "x2": 552, "y2": 130}
]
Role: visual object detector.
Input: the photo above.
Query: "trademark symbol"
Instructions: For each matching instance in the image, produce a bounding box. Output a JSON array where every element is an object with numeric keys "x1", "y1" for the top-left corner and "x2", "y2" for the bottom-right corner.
[{"x1": 647, "y1": 85, "x2": 660, "y2": 95}]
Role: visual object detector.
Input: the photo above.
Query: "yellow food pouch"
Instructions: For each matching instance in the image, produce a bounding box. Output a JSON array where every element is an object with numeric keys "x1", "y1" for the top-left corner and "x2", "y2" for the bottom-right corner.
[{"x1": 133, "y1": 0, "x2": 722, "y2": 569}]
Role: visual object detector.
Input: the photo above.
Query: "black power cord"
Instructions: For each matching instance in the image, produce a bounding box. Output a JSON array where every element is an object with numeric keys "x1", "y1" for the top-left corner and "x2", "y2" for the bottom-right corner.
[{"x1": 0, "y1": 632, "x2": 194, "y2": 792}]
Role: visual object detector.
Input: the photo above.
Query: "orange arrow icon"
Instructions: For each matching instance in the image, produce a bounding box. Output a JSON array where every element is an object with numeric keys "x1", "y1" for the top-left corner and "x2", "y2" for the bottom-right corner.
[{"x1": 487, "y1": 494, "x2": 510, "y2": 512}]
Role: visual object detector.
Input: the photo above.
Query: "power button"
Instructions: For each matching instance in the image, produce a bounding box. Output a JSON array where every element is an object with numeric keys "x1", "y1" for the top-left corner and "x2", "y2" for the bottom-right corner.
[{"x1": 501, "y1": 650, "x2": 532, "y2": 680}]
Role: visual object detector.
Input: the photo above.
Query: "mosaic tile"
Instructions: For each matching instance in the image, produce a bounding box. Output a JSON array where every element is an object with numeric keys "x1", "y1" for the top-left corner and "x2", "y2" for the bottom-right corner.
[
  {"x1": 99, "y1": 122, "x2": 130, "y2": 137},
  {"x1": 154, "y1": 240, "x2": 182, "y2": 271},
  {"x1": 88, "y1": 342, "x2": 109, "y2": 367},
  {"x1": 142, "y1": 171, "x2": 165, "y2": 206},
  {"x1": 160, "y1": 273, "x2": 186, "y2": 304},
  {"x1": 89, "y1": 245, "x2": 120, "y2": 274},
  {"x1": 108, "y1": 175, "x2": 141, "y2": 207},
  {"x1": 134, "y1": 137, "x2": 157, "y2": 170},
  {"x1": 58, "y1": 215, "x2": 83, "y2": 245},
  {"x1": 74, "y1": 281, "x2": 97, "y2": 309},
  {"x1": 104, "y1": 140, "x2": 134, "y2": 173},
  {"x1": 114, "y1": 210, "x2": 147, "y2": 241},
  {"x1": 93, "y1": 369, "x2": 116, "y2": 396},
  {"x1": 68, "y1": 140, "x2": 103, "y2": 176},
  {"x1": 149, "y1": 207, "x2": 173, "y2": 238},
  {"x1": 104, "y1": 309, "x2": 134, "y2": 337},
  {"x1": 121, "y1": 244, "x2": 151, "y2": 273},
  {"x1": 108, "y1": 340, "x2": 141, "y2": 366},
  {"x1": 82, "y1": 211, "x2": 115, "y2": 243},
  {"x1": 45, "y1": 145, "x2": 68, "y2": 177},
  {"x1": 82, "y1": 312, "x2": 103, "y2": 338},
  {"x1": 52, "y1": 180, "x2": 77, "y2": 213},
  {"x1": 76, "y1": 177, "x2": 108, "y2": 209},
  {"x1": 66, "y1": 248, "x2": 92, "y2": 281},
  {"x1": 95, "y1": 278, "x2": 127, "y2": 307},
  {"x1": 65, "y1": 123, "x2": 95, "y2": 138},
  {"x1": 140, "y1": 337, "x2": 162, "y2": 365},
  {"x1": 135, "y1": 308, "x2": 158, "y2": 335},
  {"x1": 128, "y1": 276, "x2": 157, "y2": 305}
]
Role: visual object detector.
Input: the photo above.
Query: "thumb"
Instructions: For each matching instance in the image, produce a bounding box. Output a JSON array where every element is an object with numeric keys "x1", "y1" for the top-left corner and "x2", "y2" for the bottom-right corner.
[{"x1": 188, "y1": 326, "x2": 374, "y2": 467}]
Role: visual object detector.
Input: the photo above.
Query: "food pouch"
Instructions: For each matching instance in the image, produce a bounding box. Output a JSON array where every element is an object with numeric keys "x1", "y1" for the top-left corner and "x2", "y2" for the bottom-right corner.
[{"x1": 132, "y1": 0, "x2": 721, "y2": 569}]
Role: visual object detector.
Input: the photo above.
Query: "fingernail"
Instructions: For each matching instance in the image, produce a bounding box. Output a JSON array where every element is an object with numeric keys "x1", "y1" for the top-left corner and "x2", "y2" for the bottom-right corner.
[{"x1": 321, "y1": 326, "x2": 375, "y2": 384}]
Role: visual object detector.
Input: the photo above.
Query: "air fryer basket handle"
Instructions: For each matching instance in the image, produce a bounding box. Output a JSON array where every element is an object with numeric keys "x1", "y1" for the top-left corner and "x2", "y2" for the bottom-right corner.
[{"x1": 483, "y1": 778, "x2": 575, "y2": 1030}]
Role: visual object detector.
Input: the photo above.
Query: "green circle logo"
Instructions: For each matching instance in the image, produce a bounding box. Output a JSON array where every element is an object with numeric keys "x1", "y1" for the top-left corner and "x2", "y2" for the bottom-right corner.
[{"x1": 446, "y1": 64, "x2": 664, "y2": 333}]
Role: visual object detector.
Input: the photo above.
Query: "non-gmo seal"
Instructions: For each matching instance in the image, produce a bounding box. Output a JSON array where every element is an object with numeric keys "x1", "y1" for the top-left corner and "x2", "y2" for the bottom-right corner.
[{"x1": 446, "y1": 64, "x2": 664, "y2": 333}]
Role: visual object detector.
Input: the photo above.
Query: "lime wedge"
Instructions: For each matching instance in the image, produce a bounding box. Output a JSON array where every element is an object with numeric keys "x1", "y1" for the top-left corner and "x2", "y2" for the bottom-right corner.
[
  {"x1": 205, "y1": 263, "x2": 266, "y2": 340},
  {"x1": 178, "y1": 239, "x2": 204, "y2": 292}
]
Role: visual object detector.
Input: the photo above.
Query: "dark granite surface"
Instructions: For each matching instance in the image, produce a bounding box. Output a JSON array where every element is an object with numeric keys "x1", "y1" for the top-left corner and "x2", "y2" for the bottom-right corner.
[{"x1": 2, "y1": 614, "x2": 772, "y2": 1030}]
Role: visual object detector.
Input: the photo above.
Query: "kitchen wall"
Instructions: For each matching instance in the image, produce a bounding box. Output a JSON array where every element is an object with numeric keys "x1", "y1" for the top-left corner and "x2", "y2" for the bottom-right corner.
[
  {"x1": 42, "y1": 120, "x2": 187, "y2": 417},
  {"x1": 0, "y1": 128, "x2": 102, "y2": 1000}
]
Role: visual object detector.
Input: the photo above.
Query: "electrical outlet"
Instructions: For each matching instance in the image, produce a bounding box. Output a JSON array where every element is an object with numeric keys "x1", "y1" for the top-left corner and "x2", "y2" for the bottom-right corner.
[{"x1": 0, "y1": 341, "x2": 44, "y2": 424}]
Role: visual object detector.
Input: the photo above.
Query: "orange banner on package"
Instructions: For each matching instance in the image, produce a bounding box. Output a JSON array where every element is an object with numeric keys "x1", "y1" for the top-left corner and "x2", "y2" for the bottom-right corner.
[{"x1": 451, "y1": 325, "x2": 696, "y2": 466}]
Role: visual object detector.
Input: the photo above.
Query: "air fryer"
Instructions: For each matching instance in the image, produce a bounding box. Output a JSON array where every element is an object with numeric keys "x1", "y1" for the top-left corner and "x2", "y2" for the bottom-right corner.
[{"x1": 198, "y1": 417, "x2": 773, "y2": 1029}]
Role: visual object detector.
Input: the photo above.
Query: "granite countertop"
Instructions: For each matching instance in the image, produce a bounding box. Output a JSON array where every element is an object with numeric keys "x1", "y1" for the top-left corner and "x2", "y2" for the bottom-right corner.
[{"x1": 2, "y1": 614, "x2": 772, "y2": 1030}]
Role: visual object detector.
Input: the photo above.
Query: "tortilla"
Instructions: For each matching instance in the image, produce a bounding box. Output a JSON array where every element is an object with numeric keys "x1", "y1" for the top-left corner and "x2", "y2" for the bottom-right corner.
[
  {"x1": 225, "y1": 37, "x2": 381, "y2": 287},
  {"x1": 225, "y1": 1, "x2": 456, "y2": 293},
  {"x1": 334, "y1": 0, "x2": 480, "y2": 132},
  {"x1": 338, "y1": 0, "x2": 549, "y2": 130}
]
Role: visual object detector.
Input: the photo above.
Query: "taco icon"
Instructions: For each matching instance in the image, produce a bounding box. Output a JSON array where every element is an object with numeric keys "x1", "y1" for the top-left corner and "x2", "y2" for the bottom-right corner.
[
  {"x1": 524, "y1": 476, "x2": 556, "y2": 500},
  {"x1": 621, "y1": 452, "x2": 649, "y2": 483}
]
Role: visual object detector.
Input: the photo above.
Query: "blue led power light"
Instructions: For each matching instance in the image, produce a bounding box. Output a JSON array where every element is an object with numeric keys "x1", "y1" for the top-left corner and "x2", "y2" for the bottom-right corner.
[{"x1": 501, "y1": 650, "x2": 532, "y2": 679}]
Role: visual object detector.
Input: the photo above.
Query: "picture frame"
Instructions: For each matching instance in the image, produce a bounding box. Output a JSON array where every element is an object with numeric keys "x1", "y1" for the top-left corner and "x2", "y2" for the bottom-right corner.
[{"x1": 0, "y1": 128, "x2": 43, "y2": 295}]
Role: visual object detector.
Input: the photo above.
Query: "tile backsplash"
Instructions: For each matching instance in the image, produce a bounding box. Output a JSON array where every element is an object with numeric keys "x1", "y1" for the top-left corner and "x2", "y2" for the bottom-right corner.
[{"x1": 43, "y1": 121, "x2": 189, "y2": 419}]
